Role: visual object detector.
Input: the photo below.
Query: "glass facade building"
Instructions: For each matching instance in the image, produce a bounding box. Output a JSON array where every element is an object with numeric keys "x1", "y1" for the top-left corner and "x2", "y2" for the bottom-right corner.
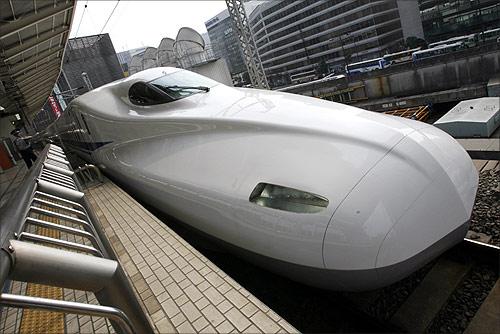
[
  {"x1": 419, "y1": 0, "x2": 500, "y2": 43},
  {"x1": 248, "y1": 0, "x2": 423, "y2": 87},
  {"x1": 205, "y1": 9, "x2": 248, "y2": 84}
]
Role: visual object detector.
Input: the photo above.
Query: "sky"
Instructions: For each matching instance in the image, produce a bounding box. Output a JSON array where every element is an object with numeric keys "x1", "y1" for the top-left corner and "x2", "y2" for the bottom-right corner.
[{"x1": 69, "y1": 1, "x2": 228, "y2": 52}]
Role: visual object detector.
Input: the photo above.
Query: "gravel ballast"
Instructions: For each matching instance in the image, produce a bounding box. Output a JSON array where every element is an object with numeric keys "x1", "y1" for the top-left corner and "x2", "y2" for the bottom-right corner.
[{"x1": 469, "y1": 169, "x2": 500, "y2": 246}]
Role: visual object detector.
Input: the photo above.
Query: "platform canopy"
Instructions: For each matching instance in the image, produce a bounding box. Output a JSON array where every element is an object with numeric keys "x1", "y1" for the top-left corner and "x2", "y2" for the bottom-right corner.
[
  {"x1": 434, "y1": 97, "x2": 500, "y2": 138},
  {"x1": 0, "y1": 0, "x2": 75, "y2": 121}
]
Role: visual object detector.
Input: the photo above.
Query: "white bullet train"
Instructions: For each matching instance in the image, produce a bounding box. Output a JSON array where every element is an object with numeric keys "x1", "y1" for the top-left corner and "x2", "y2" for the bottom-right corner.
[{"x1": 48, "y1": 67, "x2": 478, "y2": 291}]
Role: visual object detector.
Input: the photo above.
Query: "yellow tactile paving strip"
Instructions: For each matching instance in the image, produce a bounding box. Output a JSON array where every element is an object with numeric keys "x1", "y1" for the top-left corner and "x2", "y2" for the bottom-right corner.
[
  {"x1": 20, "y1": 283, "x2": 64, "y2": 334},
  {"x1": 20, "y1": 205, "x2": 64, "y2": 334}
]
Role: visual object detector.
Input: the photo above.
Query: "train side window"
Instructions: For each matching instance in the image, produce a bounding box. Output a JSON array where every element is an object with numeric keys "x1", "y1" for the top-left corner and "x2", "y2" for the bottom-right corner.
[
  {"x1": 249, "y1": 183, "x2": 329, "y2": 213},
  {"x1": 128, "y1": 82, "x2": 173, "y2": 106}
]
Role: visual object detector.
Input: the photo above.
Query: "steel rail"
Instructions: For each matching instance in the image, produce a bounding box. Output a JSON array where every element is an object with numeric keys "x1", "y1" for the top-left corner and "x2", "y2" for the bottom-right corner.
[
  {"x1": 31, "y1": 198, "x2": 86, "y2": 218},
  {"x1": 19, "y1": 232, "x2": 103, "y2": 257},
  {"x1": 0, "y1": 293, "x2": 134, "y2": 334},
  {"x1": 25, "y1": 217, "x2": 100, "y2": 249},
  {"x1": 34, "y1": 191, "x2": 86, "y2": 210}
]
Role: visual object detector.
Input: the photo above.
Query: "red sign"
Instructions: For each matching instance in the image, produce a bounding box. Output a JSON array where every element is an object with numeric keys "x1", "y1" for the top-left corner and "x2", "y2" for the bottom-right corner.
[{"x1": 48, "y1": 95, "x2": 61, "y2": 118}]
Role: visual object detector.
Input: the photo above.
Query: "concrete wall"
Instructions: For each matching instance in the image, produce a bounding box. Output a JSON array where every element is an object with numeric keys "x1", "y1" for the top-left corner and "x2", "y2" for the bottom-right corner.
[
  {"x1": 356, "y1": 49, "x2": 500, "y2": 100},
  {"x1": 191, "y1": 58, "x2": 234, "y2": 86},
  {"x1": 0, "y1": 118, "x2": 15, "y2": 138},
  {"x1": 280, "y1": 44, "x2": 500, "y2": 110},
  {"x1": 397, "y1": 0, "x2": 424, "y2": 40}
]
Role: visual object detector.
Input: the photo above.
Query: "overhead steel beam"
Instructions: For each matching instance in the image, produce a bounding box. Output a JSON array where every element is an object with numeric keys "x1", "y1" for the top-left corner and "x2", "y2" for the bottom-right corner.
[
  {"x1": 25, "y1": 88, "x2": 52, "y2": 106},
  {"x1": 0, "y1": 2, "x2": 74, "y2": 39},
  {"x1": 25, "y1": 92, "x2": 50, "y2": 110},
  {"x1": 22, "y1": 74, "x2": 60, "y2": 97},
  {"x1": 14, "y1": 58, "x2": 60, "y2": 82},
  {"x1": 19, "y1": 69, "x2": 60, "y2": 91},
  {"x1": 10, "y1": 46, "x2": 63, "y2": 76},
  {"x1": 4, "y1": 25, "x2": 70, "y2": 61},
  {"x1": 17, "y1": 64, "x2": 61, "y2": 88}
]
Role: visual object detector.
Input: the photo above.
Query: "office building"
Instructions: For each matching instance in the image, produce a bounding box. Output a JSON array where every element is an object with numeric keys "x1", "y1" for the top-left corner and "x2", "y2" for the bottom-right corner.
[
  {"x1": 205, "y1": 9, "x2": 248, "y2": 84},
  {"x1": 248, "y1": 0, "x2": 424, "y2": 87},
  {"x1": 56, "y1": 34, "x2": 123, "y2": 105},
  {"x1": 419, "y1": 0, "x2": 500, "y2": 43}
]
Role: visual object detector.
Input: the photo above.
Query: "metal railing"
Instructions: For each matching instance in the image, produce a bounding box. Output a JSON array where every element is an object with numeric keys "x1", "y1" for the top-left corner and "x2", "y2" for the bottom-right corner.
[
  {"x1": 0, "y1": 144, "x2": 153, "y2": 334},
  {"x1": 74, "y1": 163, "x2": 104, "y2": 187}
]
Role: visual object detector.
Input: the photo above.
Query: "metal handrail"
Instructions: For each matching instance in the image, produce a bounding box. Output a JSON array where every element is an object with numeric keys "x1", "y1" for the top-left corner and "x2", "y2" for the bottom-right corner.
[
  {"x1": 29, "y1": 206, "x2": 91, "y2": 227},
  {"x1": 74, "y1": 164, "x2": 103, "y2": 184},
  {"x1": 34, "y1": 191, "x2": 85, "y2": 210},
  {"x1": 41, "y1": 169, "x2": 74, "y2": 181},
  {"x1": 46, "y1": 154, "x2": 70, "y2": 165},
  {"x1": 25, "y1": 217, "x2": 100, "y2": 248},
  {"x1": 0, "y1": 293, "x2": 134, "y2": 334},
  {"x1": 19, "y1": 232, "x2": 103, "y2": 257},
  {"x1": 39, "y1": 174, "x2": 77, "y2": 189},
  {"x1": 0, "y1": 144, "x2": 154, "y2": 334},
  {"x1": 31, "y1": 198, "x2": 87, "y2": 218}
]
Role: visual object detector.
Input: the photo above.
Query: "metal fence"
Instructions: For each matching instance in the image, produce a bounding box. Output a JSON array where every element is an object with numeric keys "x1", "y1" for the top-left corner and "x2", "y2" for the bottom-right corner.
[{"x1": 0, "y1": 144, "x2": 153, "y2": 333}]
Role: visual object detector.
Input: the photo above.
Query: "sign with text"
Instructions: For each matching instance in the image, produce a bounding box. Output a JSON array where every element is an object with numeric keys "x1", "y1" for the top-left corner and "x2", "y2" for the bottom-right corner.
[{"x1": 48, "y1": 95, "x2": 61, "y2": 118}]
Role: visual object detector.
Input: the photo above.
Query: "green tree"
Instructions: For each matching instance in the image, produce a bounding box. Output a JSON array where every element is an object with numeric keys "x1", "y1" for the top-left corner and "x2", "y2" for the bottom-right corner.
[
  {"x1": 406, "y1": 36, "x2": 428, "y2": 49},
  {"x1": 317, "y1": 60, "x2": 329, "y2": 77}
]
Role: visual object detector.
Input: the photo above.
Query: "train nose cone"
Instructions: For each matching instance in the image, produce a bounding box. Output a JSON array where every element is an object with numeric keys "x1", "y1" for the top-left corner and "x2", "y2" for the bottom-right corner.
[
  {"x1": 322, "y1": 124, "x2": 478, "y2": 290},
  {"x1": 375, "y1": 126, "x2": 478, "y2": 284}
]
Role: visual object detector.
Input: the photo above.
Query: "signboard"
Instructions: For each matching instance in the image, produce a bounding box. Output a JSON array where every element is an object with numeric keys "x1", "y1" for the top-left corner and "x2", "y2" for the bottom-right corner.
[
  {"x1": 53, "y1": 83, "x2": 67, "y2": 110},
  {"x1": 48, "y1": 95, "x2": 61, "y2": 118}
]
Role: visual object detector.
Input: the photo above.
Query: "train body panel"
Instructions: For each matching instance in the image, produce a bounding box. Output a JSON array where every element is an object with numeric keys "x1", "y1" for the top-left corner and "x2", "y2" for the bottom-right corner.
[{"x1": 49, "y1": 67, "x2": 478, "y2": 290}]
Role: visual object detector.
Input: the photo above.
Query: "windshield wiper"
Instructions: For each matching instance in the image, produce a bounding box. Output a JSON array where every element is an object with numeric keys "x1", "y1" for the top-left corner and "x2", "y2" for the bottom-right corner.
[{"x1": 161, "y1": 85, "x2": 210, "y2": 92}]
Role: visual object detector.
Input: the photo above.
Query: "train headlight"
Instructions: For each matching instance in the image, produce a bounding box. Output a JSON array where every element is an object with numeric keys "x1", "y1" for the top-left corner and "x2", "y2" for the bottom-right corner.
[{"x1": 249, "y1": 183, "x2": 328, "y2": 213}]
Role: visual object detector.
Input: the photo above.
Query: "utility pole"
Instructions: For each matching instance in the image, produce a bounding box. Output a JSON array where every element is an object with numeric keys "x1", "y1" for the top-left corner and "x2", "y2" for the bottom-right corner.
[{"x1": 225, "y1": 0, "x2": 269, "y2": 89}]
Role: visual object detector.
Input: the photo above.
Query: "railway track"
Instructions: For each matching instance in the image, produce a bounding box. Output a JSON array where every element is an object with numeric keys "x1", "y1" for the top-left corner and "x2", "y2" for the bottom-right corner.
[{"x1": 343, "y1": 235, "x2": 500, "y2": 333}]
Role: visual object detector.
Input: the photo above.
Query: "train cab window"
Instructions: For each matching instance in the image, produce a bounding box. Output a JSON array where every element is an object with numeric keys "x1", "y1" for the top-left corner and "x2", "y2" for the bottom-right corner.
[
  {"x1": 128, "y1": 82, "x2": 174, "y2": 106},
  {"x1": 249, "y1": 183, "x2": 329, "y2": 213},
  {"x1": 148, "y1": 70, "x2": 217, "y2": 101}
]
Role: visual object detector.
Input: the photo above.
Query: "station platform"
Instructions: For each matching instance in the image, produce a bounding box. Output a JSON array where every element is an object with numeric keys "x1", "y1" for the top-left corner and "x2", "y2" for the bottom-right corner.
[
  {"x1": 0, "y1": 162, "x2": 26, "y2": 208},
  {"x1": 84, "y1": 178, "x2": 298, "y2": 334},
  {"x1": 458, "y1": 137, "x2": 500, "y2": 160}
]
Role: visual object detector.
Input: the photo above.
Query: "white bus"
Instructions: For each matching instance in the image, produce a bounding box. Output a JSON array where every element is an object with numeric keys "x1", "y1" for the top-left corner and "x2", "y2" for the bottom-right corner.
[
  {"x1": 428, "y1": 34, "x2": 476, "y2": 49},
  {"x1": 382, "y1": 48, "x2": 421, "y2": 66},
  {"x1": 412, "y1": 42, "x2": 463, "y2": 62},
  {"x1": 289, "y1": 70, "x2": 317, "y2": 84},
  {"x1": 478, "y1": 28, "x2": 500, "y2": 43},
  {"x1": 345, "y1": 57, "x2": 386, "y2": 74}
]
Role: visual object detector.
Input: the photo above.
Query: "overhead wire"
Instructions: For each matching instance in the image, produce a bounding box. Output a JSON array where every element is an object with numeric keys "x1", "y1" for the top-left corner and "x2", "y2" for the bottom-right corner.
[
  {"x1": 69, "y1": 0, "x2": 121, "y2": 50},
  {"x1": 73, "y1": 1, "x2": 89, "y2": 37},
  {"x1": 98, "y1": 0, "x2": 120, "y2": 36}
]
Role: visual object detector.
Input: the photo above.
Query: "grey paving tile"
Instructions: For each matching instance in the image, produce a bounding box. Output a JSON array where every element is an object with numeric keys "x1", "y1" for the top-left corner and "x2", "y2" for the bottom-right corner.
[
  {"x1": 215, "y1": 320, "x2": 235, "y2": 333},
  {"x1": 171, "y1": 312, "x2": 187, "y2": 327},
  {"x1": 156, "y1": 317, "x2": 177, "y2": 334},
  {"x1": 176, "y1": 320, "x2": 195, "y2": 334},
  {"x1": 86, "y1": 180, "x2": 295, "y2": 334},
  {"x1": 195, "y1": 297, "x2": 210, "y2": 311},
  {"x1": 192, "y1": 316, "x2": 210, "y2": 332},
  {"x1": 225, "y1": 288, "x2": 248, "y2": 309},
  {"x1": 180, "y1": 301, "x2": 203, "y2": 322},
  {"x1": 225, "y1": 308, "x2": 252, "y2": 332},
  {"x1": 201, "y1": 304, "x2": 225, "y2": 328},
  {"x1": 250, "y1": 311, "x2": 281, "y2": 334},
  {"x1": 161, "y1": 298, "x2": 181, "y2": 318}
]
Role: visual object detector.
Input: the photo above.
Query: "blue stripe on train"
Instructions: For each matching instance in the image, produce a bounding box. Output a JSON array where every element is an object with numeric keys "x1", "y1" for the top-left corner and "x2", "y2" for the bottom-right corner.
[{"x1": 59, "y1": 139, "x2": 113, "y2": 152}]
